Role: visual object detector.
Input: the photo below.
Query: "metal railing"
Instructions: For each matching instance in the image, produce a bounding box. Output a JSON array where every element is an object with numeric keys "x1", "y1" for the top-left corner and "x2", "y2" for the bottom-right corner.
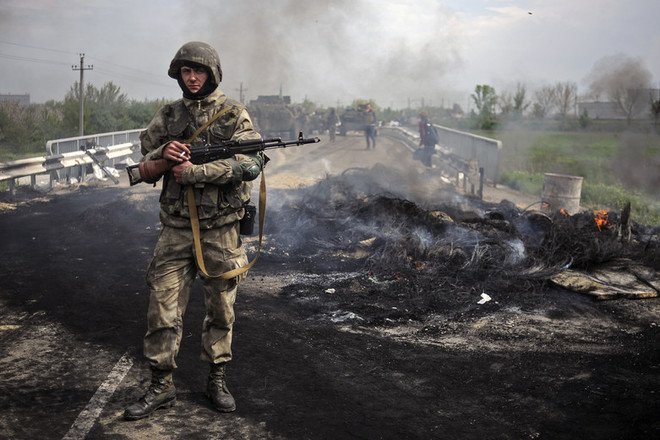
[
  {"x1": 433, "y1": 125, "x2": 502, "y2": 183},
  {"x1": 380, "y1": 125, "x2": 492, "y2": 197},
  {"x1": 1, "y1": 136, "x2": 142, "y2": 196},
  {"x1": 46, "y1": 129, "x2": 143, "y2": 155}
]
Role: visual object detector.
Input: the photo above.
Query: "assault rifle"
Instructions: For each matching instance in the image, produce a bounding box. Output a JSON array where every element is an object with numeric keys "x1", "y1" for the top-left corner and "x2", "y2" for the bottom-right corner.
[{"x1": 126, "y1": 131, "x2": 320, "y2": 186}]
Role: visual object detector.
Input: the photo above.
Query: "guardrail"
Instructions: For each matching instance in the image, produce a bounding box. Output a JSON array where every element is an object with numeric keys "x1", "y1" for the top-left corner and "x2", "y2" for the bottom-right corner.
[
  {"x1": 433, "y1": 125, "x2": 502, "y2": 183},
  {"x1": 46, "y1": 129, "x2": 143, "y2": 155},
  {"x1": 0, "y1": 142, "x2": 140, "y2": 196},
  {"x1": 380, "y1": 125, "x2": 486, "y2": 197}
]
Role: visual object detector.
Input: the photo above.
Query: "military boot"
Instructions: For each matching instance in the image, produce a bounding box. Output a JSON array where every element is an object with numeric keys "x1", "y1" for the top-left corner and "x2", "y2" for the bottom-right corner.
[
  {"x1": 124, "y1": 367, "x2": 176, "y2": 421},
  {"x1": 206, "y1": 363, "x2": 236, "y2": 412}
]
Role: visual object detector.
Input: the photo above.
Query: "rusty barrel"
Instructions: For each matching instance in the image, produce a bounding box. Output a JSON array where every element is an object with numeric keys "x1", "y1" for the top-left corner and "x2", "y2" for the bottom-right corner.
[{"x1": 541, "y1": 173, "x2": 583, "y2": 215}]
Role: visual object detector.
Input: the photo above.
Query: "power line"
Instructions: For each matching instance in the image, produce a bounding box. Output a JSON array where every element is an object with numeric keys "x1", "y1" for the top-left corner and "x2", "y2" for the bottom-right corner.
[
  {"x1": 0, "y1": 39, "x2": 77, "y2": 55},
  {"x1": 0, "y1": 40, "x2": 164, "y2": 80},
  {"x1": 93, "y1": 66, "x2": 172, "y2": 89},
  {"x1": 0, "y1": 52, "x2": 70, "y2": 66},
  {"x1": 0, "y1": 40, "x2": 177, "y2": 98},
  {"x1": 86, "y1": 55, "x2": 162, "y2": 78}
]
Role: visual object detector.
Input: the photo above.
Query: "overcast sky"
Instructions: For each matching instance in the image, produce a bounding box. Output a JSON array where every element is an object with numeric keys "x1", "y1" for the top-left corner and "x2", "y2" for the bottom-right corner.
[{"x1": 1, "y1": 0, "x2": 658, "y2": 109}]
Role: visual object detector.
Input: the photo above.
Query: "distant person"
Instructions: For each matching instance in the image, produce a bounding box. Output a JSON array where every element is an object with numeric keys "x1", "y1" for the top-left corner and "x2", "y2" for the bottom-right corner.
[
  {"x1": 124, "y1": 41, "x2": 265, "y2": 420},
  {"x1": 364, "y1": 103, "x2": 377, "y2": 149},
  {"x1": 326, "y1": 107, "x2": 340, "y2": 142},
  {"x1": 418, "y1": 112, "x2": 438, "y2": 167}
]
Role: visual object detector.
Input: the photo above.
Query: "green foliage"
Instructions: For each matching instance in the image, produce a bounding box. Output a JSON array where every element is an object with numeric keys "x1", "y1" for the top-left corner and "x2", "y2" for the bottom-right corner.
[
  {"x1": 651, "y1": 99, "x2": 660, "y2": 126},
  {"x1": 350, "y1": 98, "x2": 379, "y2": 112},
  {"x1": 512, "y1": 83, "x2": 529, "y2": 118},
  {"x1": 126, "y1": 99, "x2": 168, "y2": 128},
  {"x1": 63, "y1": 81, "x2": 149, "y2": 134},
  {"x1": 578, "y1": 109, "x2": 590, "y2": 128},
  {"x1": 497, "y1": 130, "x2": 660, "y2": 226},
  {"x1": 0, "y1": 100, "x2": 67, "y2": 158},
  {"x1": 525, "y1": 132, "x2": 616, "y2": 181},
  {"x1": 582, "y1": 182, "x2": 660, "y2": 225},
  {"x1": 300, "y1": 98, "x2": 317, "y2": 115},
  {"x1": 0, "y1": 81, "x2": 170, "y2": 161},
  {"x1": 499, "y1": 170, "x2": 659, "y2": 225},
  {"x1": 471, "y1": 84, "x2": 497, "y2": 130},
  {"x1": 499, "y1": 170, "x2": 543, "y2": 195}
]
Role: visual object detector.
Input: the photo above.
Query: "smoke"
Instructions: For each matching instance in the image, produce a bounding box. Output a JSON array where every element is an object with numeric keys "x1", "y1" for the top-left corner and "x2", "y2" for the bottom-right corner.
[
  {"x1": 613, "y1": 133, "x2": 660, "y2": 194},
  {"x1": 181, "y1": 0, "x2": 462, "y2": 107},
  {"x1": 585, "y1": 54, "x2": 653, "y2": 101},
  {"x1": 4, "y1": 0, "x2": 659, "y2": 108}
]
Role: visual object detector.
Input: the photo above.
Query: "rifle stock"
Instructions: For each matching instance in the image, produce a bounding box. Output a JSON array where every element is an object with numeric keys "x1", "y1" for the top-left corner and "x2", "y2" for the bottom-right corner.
[{"x1": 126, "y1": 131, "x2": 320, "y2": 186}]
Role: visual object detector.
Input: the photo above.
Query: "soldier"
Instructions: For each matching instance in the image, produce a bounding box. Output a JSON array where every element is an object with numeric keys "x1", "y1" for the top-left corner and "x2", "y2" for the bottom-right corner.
[
  {"x1": 325, "y1": 107, "x2": 340, "y2": 142},
  {"x1": 418, "y1": 112, "x2": 438, "y2": 167},
  {"x1": 124, "y1": 41, "x2": 265, "y2": 420},
  {"x1": 364, "y1": 103, "x2": 377, "y2": 149}
]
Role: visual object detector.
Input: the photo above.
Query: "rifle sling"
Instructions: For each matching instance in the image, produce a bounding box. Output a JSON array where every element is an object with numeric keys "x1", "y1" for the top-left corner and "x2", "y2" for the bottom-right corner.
[
  {"x1": 186, "y1": 174, "x2": 265, "y2": 279},
  {"x1": 184, "y1": 105, "x2": 265, "y2": 279},
  {"x1": 184, "y1": 106, "x2": 233, "y2": 145}
]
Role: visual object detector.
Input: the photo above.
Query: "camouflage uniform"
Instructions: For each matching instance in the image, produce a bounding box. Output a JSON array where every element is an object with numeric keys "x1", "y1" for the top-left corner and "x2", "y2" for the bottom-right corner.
[
  {"x1": 125, "y1": 41, "x2": 261, "y2": 420},
  {"x1": 139, "y1": 52, "x2": 263, "y2": 370},
  {"x1": 364, "y1": 106, "x2": 377, "y2": 149}
]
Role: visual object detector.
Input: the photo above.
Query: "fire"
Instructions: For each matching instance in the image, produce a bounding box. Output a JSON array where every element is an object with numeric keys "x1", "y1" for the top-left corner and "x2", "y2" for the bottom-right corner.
[
  {"x1": 559, "y1": 208, "x2": 569, "y2": 216},
  {"x1": 593, "y1": 209, "x2": 608, "y2": 231}
]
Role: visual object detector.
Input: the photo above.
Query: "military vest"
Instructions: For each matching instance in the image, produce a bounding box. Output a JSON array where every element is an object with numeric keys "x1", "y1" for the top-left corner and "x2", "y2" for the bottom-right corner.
[{"x1": 159, "y1": 97, "x2": 252, "y2": 228}]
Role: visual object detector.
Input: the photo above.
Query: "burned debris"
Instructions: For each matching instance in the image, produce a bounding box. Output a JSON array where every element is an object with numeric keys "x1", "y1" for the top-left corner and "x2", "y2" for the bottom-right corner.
[{"x1": 263, "y1": 166, "x2": 659, "y2": 317}]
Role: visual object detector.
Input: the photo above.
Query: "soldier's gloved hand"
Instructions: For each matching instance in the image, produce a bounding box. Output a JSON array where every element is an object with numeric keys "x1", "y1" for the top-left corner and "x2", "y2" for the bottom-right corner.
[
  {"x1": 240, "y1": 161, "x2": 261, "y2": 181},
  {"x1": 237, "y1": 153, "x2": 268, "y2": 182}
]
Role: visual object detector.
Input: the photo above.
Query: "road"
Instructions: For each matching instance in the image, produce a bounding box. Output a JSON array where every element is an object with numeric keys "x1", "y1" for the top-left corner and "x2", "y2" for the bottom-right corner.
[{"x1": 0, "y1": 132, "x2": 658, "y2": 439}]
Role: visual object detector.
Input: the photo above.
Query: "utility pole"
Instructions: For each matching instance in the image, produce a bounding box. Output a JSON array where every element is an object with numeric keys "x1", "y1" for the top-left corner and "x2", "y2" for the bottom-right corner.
[
  {"x1": 72, "y1": 53, "x2": 93, "y2": 136},
  {"x1": 235, "y1": 82, "x2": 247, "y2": 103}
]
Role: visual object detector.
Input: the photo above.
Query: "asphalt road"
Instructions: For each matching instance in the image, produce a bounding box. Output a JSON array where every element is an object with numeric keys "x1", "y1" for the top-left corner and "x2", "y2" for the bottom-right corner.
[{"x1": 1, "y1": 132, "x2": 658, "y2": 440}]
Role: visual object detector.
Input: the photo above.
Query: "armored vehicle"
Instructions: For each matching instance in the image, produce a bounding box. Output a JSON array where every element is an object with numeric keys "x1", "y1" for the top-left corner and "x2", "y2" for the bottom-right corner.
[
  {"x1": 338, "y1": 107, "x2": 368, "y2": 135},
  {"x1": 247, "y1": 95, "x2": 305, "y2": 139}
]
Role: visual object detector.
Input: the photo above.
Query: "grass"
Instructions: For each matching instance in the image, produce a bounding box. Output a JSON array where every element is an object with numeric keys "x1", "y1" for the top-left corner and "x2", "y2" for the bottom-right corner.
[{"x1": 494, "y1": 129, "x2": 660, "y2": 226}]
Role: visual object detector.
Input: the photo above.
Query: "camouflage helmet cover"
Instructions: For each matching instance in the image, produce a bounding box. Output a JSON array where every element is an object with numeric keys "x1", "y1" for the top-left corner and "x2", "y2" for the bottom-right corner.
[{"x1": 168, "y1": 41, "x2": 223, "y2": 84}]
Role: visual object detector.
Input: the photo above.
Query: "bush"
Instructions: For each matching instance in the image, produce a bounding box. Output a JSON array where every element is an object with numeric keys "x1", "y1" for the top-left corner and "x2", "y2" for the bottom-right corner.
[
  {"x1": 499, "y1": 170, "x2": 543, "y2": 195},
  {"x1": 499, "y1": 170, "x2": 660, "y2": 226},
  {"x1": 581, "y1": 182, "x2": 660, "y2": 226}
]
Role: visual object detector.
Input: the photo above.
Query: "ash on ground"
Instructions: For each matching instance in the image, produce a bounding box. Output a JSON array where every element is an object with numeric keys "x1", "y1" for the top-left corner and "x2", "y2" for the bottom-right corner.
[{"x1": 255, "y1": 165, "x2": 659, "y2": 326}]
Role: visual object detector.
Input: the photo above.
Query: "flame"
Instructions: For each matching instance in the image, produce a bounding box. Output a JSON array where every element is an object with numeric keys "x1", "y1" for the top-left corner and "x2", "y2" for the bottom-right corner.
[
  {"x1": 559, "y1": 208, "x2": 569, "y2": 216},
  {"x1": 593, "y1": 209, "x2": 608, "y2": 231}
]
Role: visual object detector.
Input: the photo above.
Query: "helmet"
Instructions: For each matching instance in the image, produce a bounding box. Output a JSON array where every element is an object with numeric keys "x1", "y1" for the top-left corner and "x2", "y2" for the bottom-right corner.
[{"x1": 168, "y1": 41, "x2": 223, "y2": 85}]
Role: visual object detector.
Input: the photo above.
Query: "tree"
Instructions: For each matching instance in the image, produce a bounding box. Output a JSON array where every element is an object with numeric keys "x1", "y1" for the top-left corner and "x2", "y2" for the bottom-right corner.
[
  {"x1": 64, "y1": 81, "x2": 128, "y2": 135},
  {"x1": 351, "y1": 98, "x2": 379, "y2": 112},
  {"x1": 586, "y1": 54, "x2": 653, "y2": 124},
  {"x1": 471, "y1": 84, "x2": 497, "y2": 129},
  {"x1": 1, "y1": 82, "x2": 169, "y2": 158},
  {"x1": 579, "y1": 108, "x2": 590, "y2": 129},
  {"x1": 500, "y1": 83, "x2": 530, "y2": 120},
  {"x1": 126, "y1": 98, "x2": 168, "y2": 128},
  {"x1": 497, "y1": 91, "x2": 513, "y2": 116},
  {"x1": 300, "y1": 98, "x2": 317, "y2": 115},
  {"x1": 533, "y1": 85, "x2": 556, "y2": 119},
  {"x1": 87, "y1": 82, "x2": 132, "y2": 133},
  {"x1": 554, "y1": 81, "x2": 578, "y2": 122},
  {"x1": 0, "y1": 100, "x2": 65, "y2": 156},
  {"x1": 650, "y1": 95, "x2": 660, "y2": 127},
  {"x1": 511, "y1": 83, "x2": 530, "y2": 118}
]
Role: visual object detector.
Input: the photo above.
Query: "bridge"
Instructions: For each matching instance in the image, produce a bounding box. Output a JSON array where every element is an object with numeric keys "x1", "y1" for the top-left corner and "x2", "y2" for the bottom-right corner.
[{"x1": 0, "y1": 125, "x2": 501, "y2": 199}]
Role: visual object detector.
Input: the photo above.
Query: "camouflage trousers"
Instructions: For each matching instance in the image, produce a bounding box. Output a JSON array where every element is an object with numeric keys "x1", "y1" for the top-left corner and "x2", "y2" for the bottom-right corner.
[{"x1": 143, "y1": 222, "x2": 248, "y2": 370}]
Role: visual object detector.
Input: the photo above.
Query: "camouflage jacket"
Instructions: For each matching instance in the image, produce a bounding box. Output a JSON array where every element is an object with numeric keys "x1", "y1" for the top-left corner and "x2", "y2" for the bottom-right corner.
[{"x1": 140, "y1": 87, "x2": 263, "y2": 229}]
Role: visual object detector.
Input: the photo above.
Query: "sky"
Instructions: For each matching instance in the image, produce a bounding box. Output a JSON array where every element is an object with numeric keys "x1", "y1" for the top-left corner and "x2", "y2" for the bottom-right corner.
[{"x1": 1, "y1": 0, "x2": 659, "y2": 110}]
